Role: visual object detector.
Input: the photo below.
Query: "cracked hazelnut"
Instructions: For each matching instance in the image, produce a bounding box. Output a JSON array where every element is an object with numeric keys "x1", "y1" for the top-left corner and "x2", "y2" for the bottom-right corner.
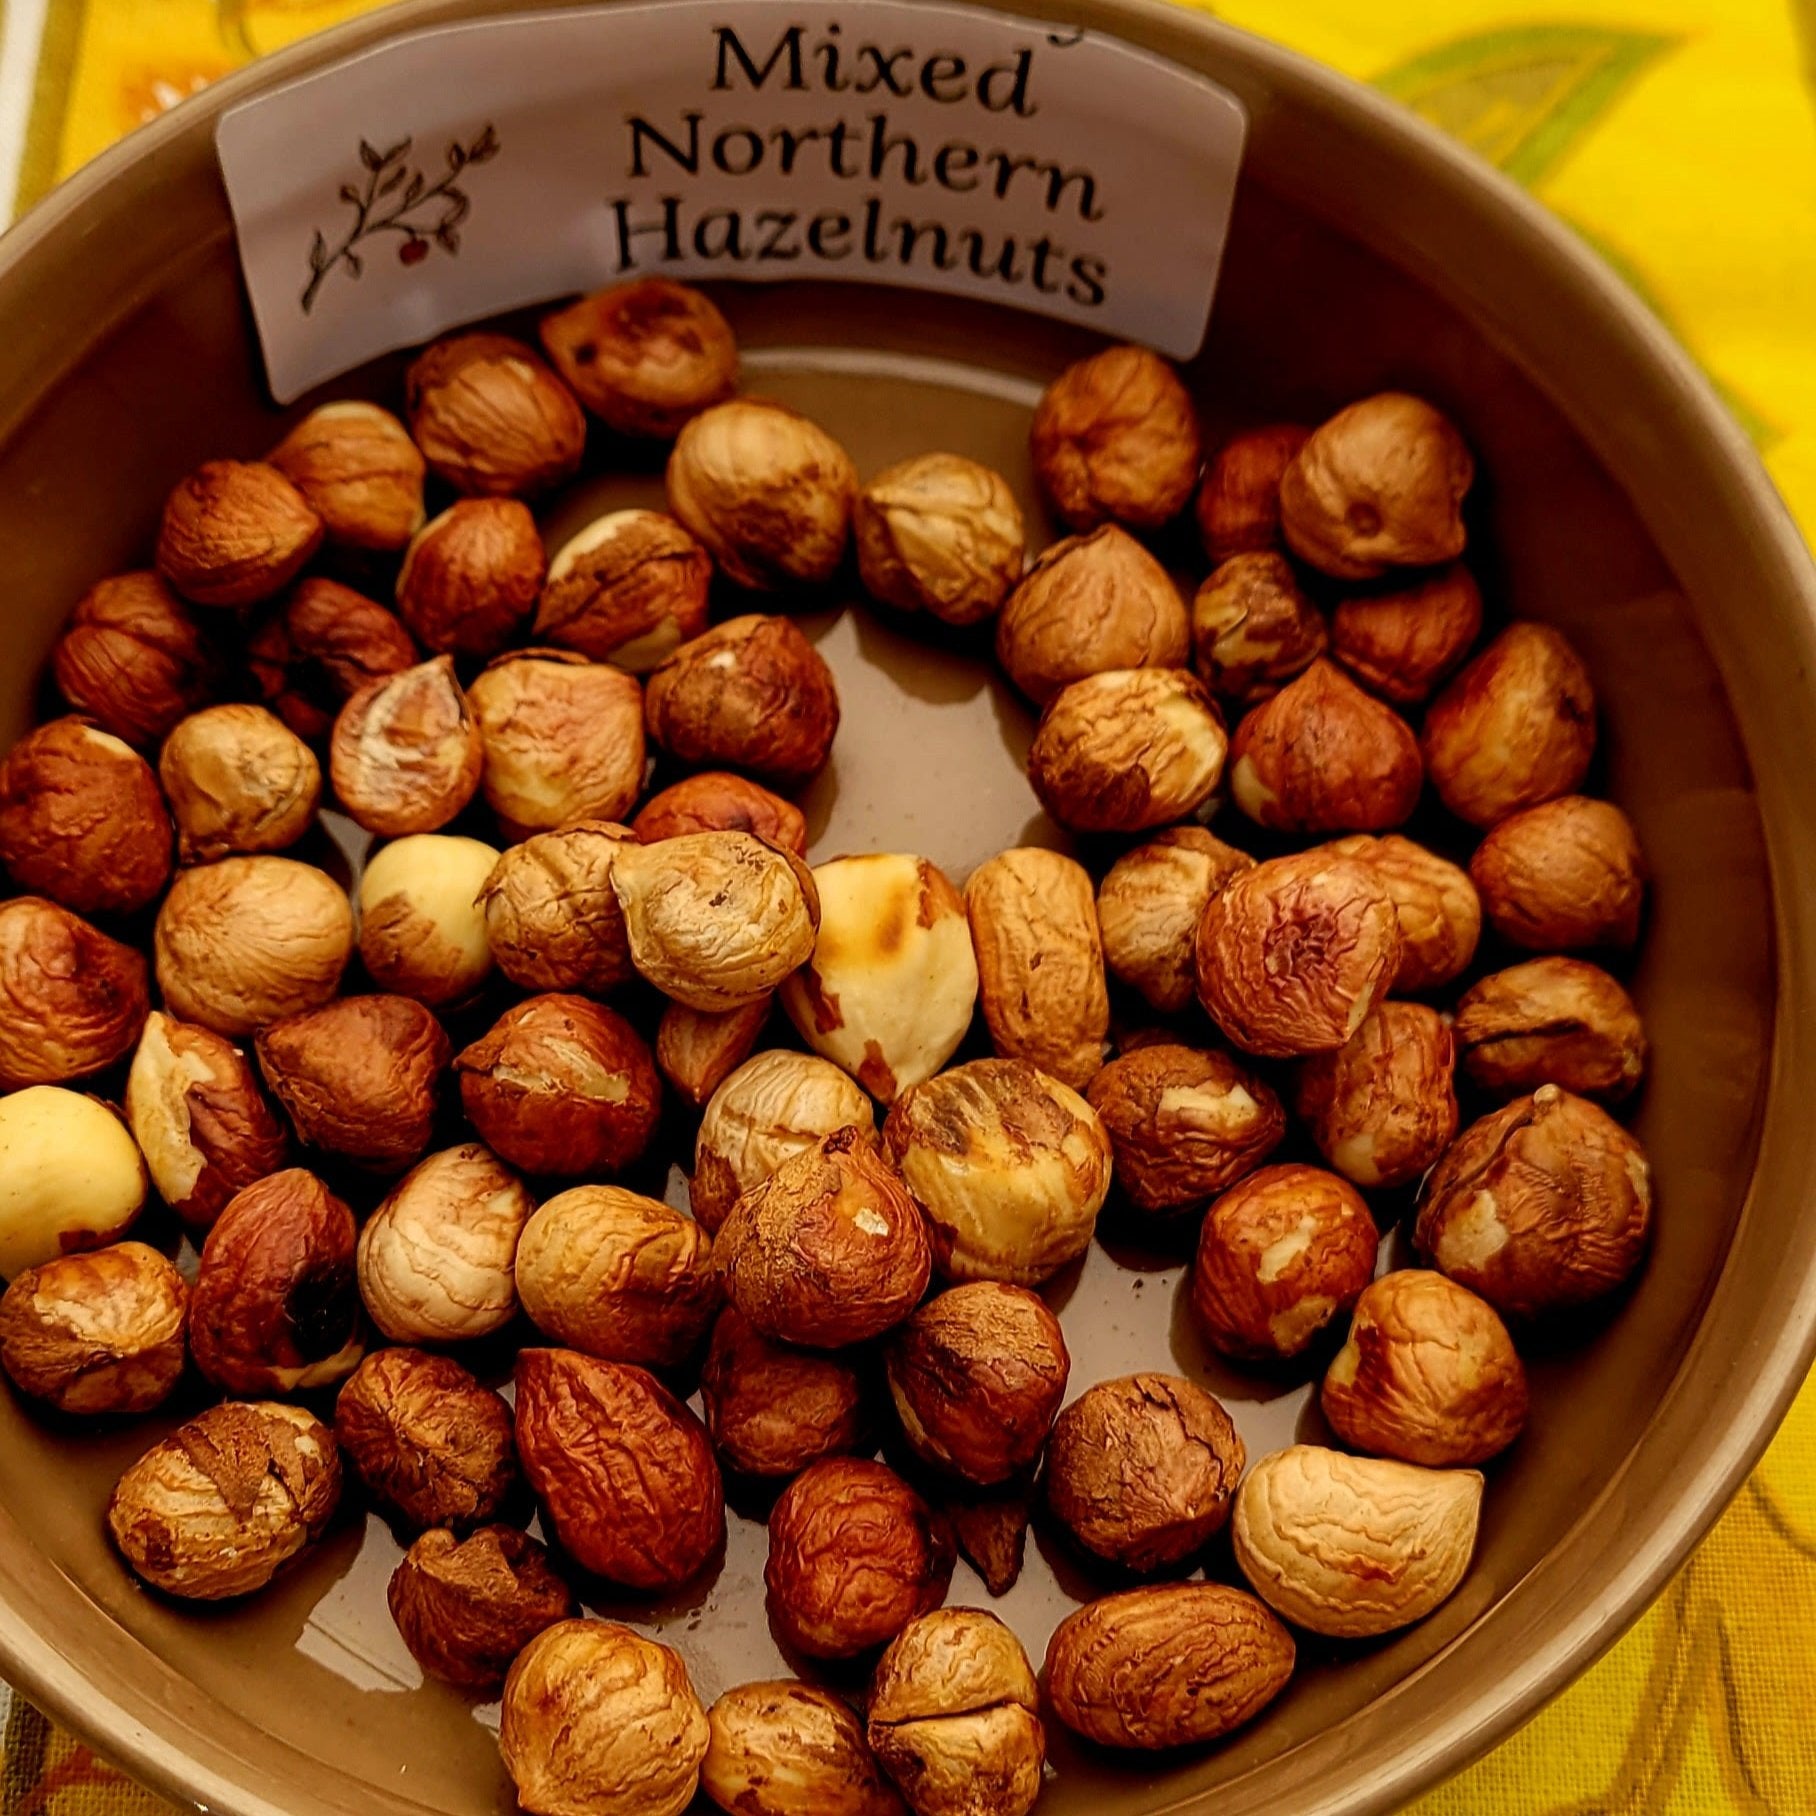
[
  {"x1": 1469, "y1": 794, "x2": 1646, "y2": 950},
  {"x1": 0, "y1": 1087, "x2": 146, "y2": 1279},
  {"x1": 855, "y1": 453, "x2": 1025, "y2": 625},
  {"x1": 357, "y1": 833, "x2": 499, "y2": 1005},
  {"x1": 633, "y1": 771, "x2": 807, "y2": 854},
  {"x1": 536, "y1": 509, "x2": 711, "y2": 671},
  {"x1": 1095, "y1": 828, "x2": 1253, "y2": 1014},
  {"x1": 155, "y1": 460, "x2": 324, "y2": 607},
  {"x1": 405, "y1": 332, "x2": 585, "y2": 496},
  {"x1": 700, "y1": 1304, "x2": 866, "y2": 1479},
  {"x1": 1323, "y1": 833, "x2": 1481, "y2": 992},
  {"x1": 479, "y1": 821, "x2": 637, "y2": 994},
  {"x1": 705, "y1": 1680, "x2": 904, "y2": 1816},
  {"x1": 1454, "y1": 956, "x2": 1647, "y2": 1101},
  {"x1": 1045, "y1": 1374, "x2": 1244, "y2": 1572},
  {"x1": 1192, "y1": 552, "x2": 1328, "y2": 704},
  {"x1": 52, "y1": 572, "x2": 221, "y2": 745},
  {"x1": 107, "y1": 1400, "x2": 340, "y2": 1600},
  {"x1": 330, "y1": 656, "x2": 483, "y2": 837},
  {"x1": 1196, "y1": 424, "x2": 1309, "y2": 562},
  {"x1": 0, "y1": 1242, "x2": 187, "y2": 1414},
  {"x1": 0, "y1": 897, "x2": 149, "y2": 1089},
  {"x1": 396, "y1": 499, "x2": 546, "y2": 658},
  {"x1": 159, "y1": 704, "x2": 320, "y2": 864},
  {"x1": 248, "y1": 578, "x2": 417, "y2": 743},
  {"x1": 268, "y1": 401, "x2": 426, "y2": 551},
  {"x1": 656, "y1": 997, "x2": 772, "y2": 1107},
  {"x1": 1332, "y1": 563, "x2": 1483, "y2": 705}
]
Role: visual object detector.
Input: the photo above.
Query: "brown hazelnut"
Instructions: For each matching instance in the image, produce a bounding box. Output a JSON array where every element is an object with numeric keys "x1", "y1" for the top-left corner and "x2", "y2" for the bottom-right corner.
[
  {"x1": 937, "y1": 1489, "x2": 1034, "y2": 1595},
  {"x1": 1331, "y1": 563, "x2": 1483, "y2": 705},
  {"x1": 396, "y1": 499, "x2": 546, "y2": 658},
  {"x1": 1094, "y1": 828, "x2": 1253, "y2": 1014},
  {"x1": 656, "y1": 996, "x2": 772, "y2": 1107},
  {"x1": 478, "y1": 821, "x2": 638, "y2": 994},
  {"x1": 107, "y1": 1400, "x2": 340, "y2": 1600},
  {"x1": 52, "y1": 571, "x2": 221, "y2": 746},
  {"x1": 1323, "y1": 833, "x2": 1481, "y2": 992},
  {"x1": 535, "y1": 509, "x2": 711, "y2": 671},
  {"x1": 1415, "y1": 1085, "x2": 1652, "y2": 1318},
  {"x1": 1469, "y1": 794, "x2": 1646, "y2": 949},
  {"x1": 1027, "y1": 667, "x2": 1227, "y2": 834},
  {"x1": 1195, "y1": 851, "x2": 1402, "y2": 1058},
  {"x1": 1196, "y1": 424, "x2": 1309, "y2": 562},
  {"x1": 1192, "y1": 552, "x2": 1329, "y2": 704},
  {"x1": 154, "y1": 855, "x2": 353, "y2": 1035},
  {"x1": 1029, "y1": 345, "x2": 1201, "y2": 531},
  {"x1": 1423, "y1": 623, "x2": 1596, "y2": 827},
  {"x1": 456, "y1": 993, "x2": 660, "y2": 1177},
  {"x1": 404, "y1": 332, "x2": 585, "y2": 496},
  {"x1": 1322, "y1": 1270, "x2": 1528, "y2": 1467},
  {"x1": 1279, "y1": 393, "x2": 1473, "y2": 579},
  {"x1": 0, "y1": 716, "x2": 172, "y2": 915},
  {"x1": 1045, "y1": 1374, "x2": 1244, "y2": 1572},
  {"x1": 705, "y1": 1680, "x2": 904, "y2": 1816},
  {"x1": 540, "y1": 276, "x2": 738, "y2": 436},
  {"x1": 248, "y1": 578, "x2": 418, "y2": 743},
  {"x1": 0, "y1": 897, "x2": 149, "y2": 1090},
  {"x1": 994, "y1": 526, "x2": 1188, "y2": 705},
  {"x1": 357, "y1": 832, "x2": 500, "y2": 1005},
  {"x1": 189, "y1": 1168, "x2": 363, "y2": 1393},
  {"x1": 700, "y1": 1304, "x2": 867, "y2": 1479},
  {"x1": 330, "y1": 656, "x2": 483, "y2": 837},
  {"x1": 268, "y1": 401, "x2": 427, "y2": 551},
  {"x1": 514, "y1": 1347, "x2": 724, "y2": 1590},
  {"x1": 667, "y1": 398, "x2": 857, "y2": 589},
  {"x1": 0, "y1": 1088, "x2": 147, "y2": 1279},
  {"x1": 1084, "y1": 1043, "x2": 1286, "y2": 1217},
  {"x1": 633, "y1": 771, "x2": 807, "y2": 854},
  {"x1": 0, "y1": 1242, "x2": 187, "y2": 1414},
  {"x1": 855, "y1": 453, "x2": 1025, "y2": 624},
  {"x1": 158, "y1": 704, "x2": 321, "y2": 864},
  {"x1": 1454, "y1": 956, "x2": 1647, "y2": 1101},
  {"x1": 645, "y1": 614, "x2": 841, "y2": 785},
  {"x1": 155, "y1": 460, "x2": 324, "y2": 607},
  {"x1": 334, "y1": 1347, "x2": 516, "y2": 1531}
]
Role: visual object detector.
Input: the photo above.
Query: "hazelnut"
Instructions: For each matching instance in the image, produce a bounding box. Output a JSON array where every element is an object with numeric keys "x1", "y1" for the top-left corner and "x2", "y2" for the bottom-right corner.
[
  {"x1": 188, "y1": 1168, "x2": 362, "y2": 1393},
  {"x1": 715, "y1": 1127, "x2": 929, "y2": 1347},
  {"x1": 456, "y1": 994, "x2": 660, "y2": 1177},
  {"x1": 1196, "y1": 424, "x2": 1309, "y2": 562},
  {"x1": 52, "y1": 571, "x2": 221, "y2": 745},
  {"x1": 334, "y1": 1347, "x2": 516, "y2": 1530},
  {"x1": 153, "y1": 855, "x2": 353, "y2": 1035},
  {"x1": 248, "y1": 578, "x2": 418, "y2": 743},
  {"x1": 404, "y1": 332, "x2": 585, "y2": 496},
  {"x1": 699, "y1": 1304, "x2": 866, "y2": 1479},
  {"x1": 1191, "y1": 552, "x2": 1329, "y2": 704},
  {"x1": 0, "y1": 716, "x2": 172, "y2": 915},
  {"x1": 1322, "y1": 1270, "x2": 1528, "y2": 1467},
  {"x1": 155, "y1": 460, "x2": 324, "y2": 607},
  {"x1": 884, "y1": 1059, "x2": 1110, "y2": 1285},
  {"x1": 535, "y1": 509, "x2": 711, "y2": 670},
  {"x1": 766, "y1": 1458, "x2": 954, "y2": 1658},
  {"x1": 1294, "y1": 1002, "x2": 1459, "y2": 1189},
  {"x1": 268, "y1": 400, "x2": 426, "y2": 551},
  {"x1": 666, "y1": 398, "x2": 857, "y2": 588},
  {"x1": 1415, "y1": 1085, "x2": 1652, "y2": 1318},
  {"x1": 1331, "y1": 563, "x2": 1484, "y2": 705},
  {"x1": 514, "y1": 1347, "x2": 724, "y2": 1590},
  {"x1": 479, "y1": 820, "x2": 638, "y2": 993},
  {"x1": 1454, "y1": 956, "x2": 1647, "y2": 1101},
  {"x1": 540, "y1": 276, "x2": 738, "y2": 436},
  {"x1": 994, "y1": 526, "x2": 1188, "y2": 705},
  {"x1": 1095, "y1": 828, "x2": 1254, "y2": 1014},
  {"x1": 1027, "y1": 668, "x2": 1227, "y2": 834},
  {"x1": 329, "y1": 656, "x2": 483, "y2": 837},
  {"x1": 1045, "y1": 1373, "x2": 1244, "y2": 1572},
  {"x1": 1195, "y1": 851, "x2": 1402, "y2": 1058},
  {"x1": 855, "y1": 453, "x2": 1025, "y2": 624},
  {"x1": 389, "y1": 1525, "x2": 575, "y2": 1692},
  {"x1": 943, "y1": 1489, "x2": 1030, "y2": 1598},
  {"x1": 396, "y1": 499, "x2": 546, "y2": 657},
  {"x1": 357, "y1": 1142, "x2": 533, "y2": 1344},
  {"x1": 0, "y1": 1087, "x2": 147, "y2": 1277},
  {"x1": 633, "y1": 771, "x2": 807, "y2": 854},
  {"x1": 1469, "y1": 794, "x2": 1646, "y2": 950},
  {"x1": 780, "y1": 853, "x2": 977, "y2": 1102},
  {"x1": 1422, "y1": 623, "x2": 1597, "y2": 826},
  {"x1": 106, "y1": 1401, "x2": 340, "y2": 1600},
  {"x1": 0, "y1": 897, "x2": 149, "y2": 1090},
  {"x1": 1323, "y1": 833, "x2": 1481, "y2": 992},
  {"x1": 1029, "y1": 345, "x2": 1201, "y2": 531},
  {"x1": 886, "y1": 1284, "x2": 1068, "y2": 1485},
  {"x1": 645, "y1": 614, "x2": 841, "y2": 785},
  {"x1": 158, "y1": 704, "x2": 321, "y2": 864},
  {"x1": 656, "y1": 996, "x2": 772, "y2": 1107},
  {"x1": 705, "y1": 1680, "x2": 904, "y2": 1816},
  {"x1": 357, "y1": 832, "x2": 500, "y2": 1005},
  {"x1": 1279, "y1": 393, "x2": 1473, "y2": 579},
  {"x1": 1084, "y1": 1043, "x2": 1286, "y2": 1218},
  {"x1": 0, "y1": 1242, "x2": 187, "y2": 1414}
]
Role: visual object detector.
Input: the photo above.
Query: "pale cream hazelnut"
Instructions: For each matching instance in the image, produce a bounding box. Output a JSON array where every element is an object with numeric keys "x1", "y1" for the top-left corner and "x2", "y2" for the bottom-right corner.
[
  {"x1": 0, "y1": 1087, "x2": 147, "y2": 1278},
  {"x1": 357, "y1": 833, "x2": 499, "y2": 1006},
  {"x1": 535, "y1": 508, "x2": 712, "y2": 671},
  {"x1": 268, "y1": 400, "x2": 427, "y2": 551},
  {"x1": 479, "y1": 821, "x2": 638, "y2": 994},
  {"x1": 1095, "y1": 828, "x2": 1254, "y2": 1013},
  {"x1": 158, "y1": 704, "x2": 320, "y2": 864},
  {"x1": 854, "y1": 453, "x2": 1025, "y2": 625}
]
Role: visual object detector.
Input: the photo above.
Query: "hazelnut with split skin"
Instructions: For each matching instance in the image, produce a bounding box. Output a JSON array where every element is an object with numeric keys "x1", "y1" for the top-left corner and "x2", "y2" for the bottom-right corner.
[
  {"x1": 330, "y1": 656, "x2": 484, "y2": 837},
  {"x1": 247, "y1": 578, "x2": 417, "y2": 743},
  {"x1": 1323, "y1": 833, "x2": 1481, "y2": 992},
  {"x1": 478, "y1": 821, "x2": 638, "y2": 995},
  {"x1": 52, "y1": 571, "x2": 221, "y2": 746},
  {"x1": 0, "y1": 897, "x2": 149, "y2": 1090},
  {"x1": 155, "y1": 459, "x2": 324, "y2": 607},
  {"x1": 395, "y1": 498, "x2": 546, "y2": 658},
  {"x1": 1332, "y1": 563, "x2": 1484, "y2": 705},
  {"x1": 1196, "y1": 424, "x2": 1309, "y2": 563},
  {"x1": 158, "y1": 703, "x2": 321, "y2": 864},
  {"x1": 855, "y1": 452, "x2": 1026, "y2": 625},
  {"x1": 268, "y1": 400, "x2": 427, "y2": 551},
  {"x1": 0, "y1": 1087, "x2": 147, "y2": 1279},
  {"x1": 1191, "y1": 552, "x2": 1329, "y2": 704},
  {"x1": 357, "y1": 833, "x2": 500, "y2": 1006},
  {"x1": 1469, "y1": 794, "x2": 1646, "y2": 950},
  {"x1": 535, "y1": 508, "x2": 711, "y2": 671},
  {"x1": 705, "y1": 1680, "x2": 905, "y2": 1816},
  {"x1": 405, "y1": 331, "x2": 585, "y2": 496},
  {"x1": 1095, "y1": 828, "x2": 1254, "y2": 1014},
  {"x1": 657, "y1": 997, "x2": 773, "y2": 1107},
  {"x1": 1454, "y1": 956, "x2": 1647, "y2": 1101},
  {"x1": 634, "y1": 771, "x2": 807, "y2": 854},
  {"x1": 700, "y1": 1304, "x2": 867, "y2": 1480}
]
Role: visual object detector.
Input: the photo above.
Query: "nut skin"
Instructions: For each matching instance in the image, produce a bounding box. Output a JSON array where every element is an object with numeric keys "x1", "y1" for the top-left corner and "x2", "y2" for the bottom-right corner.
[
  {"x1": 158, "y1": 703, "x2": 321, "y2": 864},
  {"x1": 479, "y1": 821, "x2": 638, "y2": 995},
  {"x1": 396, "y1": 498, "x2": 546, "y2": 658},
  {"x1": 155, "y1": 460, "x2": 324, "y2": 607},
  {"x1": 1196, "y1": 424, "x2": 1309, "y2": 563},
  {"x1": 1322, "y1": 1270, "x2": 1528, "y2": 1467},
  {"x1": 514, "y1": 1347, "x2": 724, "y2": 1591},
  {"x1": 0, "y1": 897, "x2": 149, "y2": 1089},
  {"x1": 358, "y1": 832, "x2": 500, "y2": 1006},
  {"x1": 705, "y1": 1680, "x2": 905, "y2": 1816},
  {"x1": 1332, "y1": 563, "x2": 1484, "y2": 705},
  {"x1": 330, "y1": 655, "x2": 484, "y2": 837},
  {"x1": 106, "y1": 1400, "x2": 341, "y2": 1600},
  {"x1": 405, "y1": 332, "x2": 585, "y2": 497},
  {"x1": 1469, "y1": 794, "x2": 1646, "y2": 950},
  {"x1": 52, "y1": 571, "x2": 222, "y2": 746},
  {"x1": 535, "y1": 509, "x2": 711, "y2": 671},
  {"x1": 1454, "y1": 956, "x2": 1647, "y2": 1101},
  {"x1": 1095, "y1": 828, "x2": 1254, "y2": 1014},
  {"x1": 943, "y1": 1489, "x2": 1029, "y2": 1596},
  {"x1": 0, "y1": 1087, "x2": 147, "y2": 1279},
  {"x1": 699, "y1": 1304, "x2": 866, "y2": 1479},
  {"x1": 247, "y1": 578, "x2": 418, "y2": 743},
  {"x1": 1279, "y1": 393, "x2": 1473, "y2": 579},
  {"x1": 1192, "y1": 552, "x2": 1329, "y2": 704},
  {"x1": 855, "y1": 452, "x2": 1026, "y2": 625},
  {"x1": 1323, "y1": 833, "x2": 1481, "y2": 993},
  {"x1": 656, "y1": 997, "x2": 772, "y2": 1108},
  {"x1": 633, "y1": 772, "x2": 807, "y2": 855},
  {"x1": 268, "y1": 401, "x2": 427, "y2": 551},
  {"x1": 0, "y1": 1242, "x2": 187, "y2": 1414}
]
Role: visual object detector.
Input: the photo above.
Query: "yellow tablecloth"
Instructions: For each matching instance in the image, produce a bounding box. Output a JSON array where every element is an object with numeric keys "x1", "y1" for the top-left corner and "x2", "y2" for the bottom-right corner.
[{"x1": 3, "y1": 1, "x2": 1815, "y2": 1811}]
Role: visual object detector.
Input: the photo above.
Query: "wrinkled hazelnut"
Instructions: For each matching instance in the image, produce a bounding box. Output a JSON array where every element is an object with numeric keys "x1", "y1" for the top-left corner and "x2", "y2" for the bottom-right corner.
[
  {"x1": 1454, "y1": 957, "x2": 1647, "y2": 1102},
  {"x1": 1332, "y1": 563, "x2": 1483, "y2": 705},
  {"x1": 1280, "y1": 393, "x2": 1473, "y2": 579},
  {"x1": 0, "y1": 1242, "x2": 187, "y2": 1414},
  {"x1": 0, "y1": 897, "x2": 149, "y2": 1090},
  {"x1": 107, "y1": 1401, "x2": 340, "y2": 1600},
  {"x1": 1196, "y1": 424, "x2": 1309, "y2": 563},
  {"x1": 634, "y1": 771, "x2": 807, "y2": 854},
  {"x1": 479, "y1": 821, "x2": 637, "y2": 994},
  {"x1": 855, "y1": 453, "x2": 1025, "y2": 625},
  {"x1": 705, "y1": 1680, "x2": 904, "y2": 1816},
  {"x1": 700, "y1": 1304, "x2": 867, "y2": 1479},
  {"x1": 330, "y1": 656, "x2": 483, "y2": 837},
  {"x1": 656, "y1": 997, "x2": 772, "y2": 1107},
  {"x1": 1469, "y1": 794, "x2": 1645, "y2": 950},
  {"x1": 158, "y1": 704, "x2": 321, "y2": 864},
  {"x1": 1192, "y1": 552, "x2": 1328, "y2": 704},
  {"x1": 1045, "y1": 1374, "x2": 1244, "y2": 1572},
  {"x1": 248, "y1": 578, "x2": 418, "y2": 743},
  {"x1": 0, "y1": 1087, "x2": 146, "y2": 1280},
  {"x1": 396, "y1": 499, "x2": 546, "y2": 658},
  {"x1": 1095, "y1": 828, "x2": 1254, "y2": 1014},
  {"x1": 357, "y1": 832, "x2": 500, "y2": 1005},
  {"x1": 52, "y1": 571, "x2": 221, "y2": 746},
  {"x1": 268, "y1": 400, "x2": 426, "y2": 551},
  {"x1": 535, "y1": 509, "x2": 711, "y2": 671},
  {"x1": 155, "y1": 460, "x2": 324, "y2": 607},
  {"x1": 1323, "y1": 833, "x2": 1481, "y2": 992},
  {"x1": 405, "y1": 332, "x2": 585, "y2": 496},
  {"x1": 514, "y1": 1347, "x2": 724, "y2": 1590}
]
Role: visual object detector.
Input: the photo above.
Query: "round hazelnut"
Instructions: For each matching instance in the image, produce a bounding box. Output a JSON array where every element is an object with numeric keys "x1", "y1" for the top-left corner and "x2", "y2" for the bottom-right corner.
[
  {"x1": 330, "y1": 656, "x2": 483, "y2": 837},
  {"x1": 153, "y1": 855, "x2": 353, "y2": 1035},
  {"x1": 396, "y1": 499, "x2": 546, "y2": 658},
  {"x1": 1191, "y1": 552, "x2": 1329, "y2": 704},
  {"x1": 155, "y1": 459, "x2": 324, "y2": 607},
  {"x1": 1030, "y1": 345, "x2": 1201, "y2": 531},
  {"x1": 0, "y1": 1087, "x2": 147, "y2": 1277},
  {"x1": 514, "y1": 1347, "x2": 724, "y2": 1590},
  {"x1": 334, "y1": 1347, "x2": 516, "y2": 1531},
  {"x1": 1331, "y1": 563, "x2": 1484, "y2": 705},
  {"x1": 1045, "y1": 1374, "x2": 1244, "y2": 1572},
  {"x1": 455, "y1": 993, "x2": 660, "y2": 1177},
  {"x1": 667, "y1": 398, "x2": 857, "y2": 589},
  {"x1": 248, "y1": 578, "x2": 418, "y2": 743},
  {"x1": 158, "y1": 704, "x2": 320, "y2": 864},
  {"x1": 357, "y1": 832, "x2": 500, "y2": 1005},
  {"x1": 1323, "y1": 833, "x2": 1481, "y2": 992},
  {"x1": 0, "y1": 716, "x2": 172, "y2": 915},
  {"x1": 404, "y1": 331, "x2": 585, "y2": 496},
  {"x1": 0, "y1": 1242, "x2": 187, "y2": 1414},
  {"x1": 1454, "y1": 956, "x2": 1647, "y2": 1102},
  {"x1": 1415, "y1": 1085, "x2": 1652, "y2": 1318},
  {"x1": 855, "y1": 452, "x2": 1025, "y2": 625},
  {"x1": 540, "y1": 276, "x2": 738, "y2": 437},
  {"x1": 645, "y1": 614, "x2": 841, "y2": 786},
  {"x1": 52, "y1": 571, "x2": 221, "y2": 746},
  {"x1": 478, "y1": 821, "x2": 638, "y2": 994},
  {"x1": 1279, "y1": 392, "x2": 1473, "y2": 579},
  {"x1": 0, "y1": 897, "x2": 149, "y2": 1090},
  {"x1": 1423, "y1": 623, "x2": 1597, "y2": 827},
  {"x1": 1196, "y1": 424, "x2": 1309, "y2": 562},
  {"x1": 994, "y1": 526, "x2": 1188, "y2": 705},
  {"x1": 1469, "y1": 794, "x2": 1646, "y2": 950},
  {"x1": 1095, "y1": 828, "x2": 1254, "y2": 1014},
  {"x1": 633, "y1": 771, "x2": 807, "y2": 854},
  {"x1": 107, "y1": 1401, "x2": 340, "y2": 1600},
  {"x1": 656, "y1": 998, "x2": 773, "y2": 1108},
  {"x1": 268, "y1": 400, "x2": 427, "y2": 551},
  {"x1": 699, "y1": 1304, "x2": 866, "y2": 1479},
  {"x1": 705, "y1": 1680, "x2": 904, "y2": 1816},
  {"x1": 535, "y1": 509, "x2": 711, "y2": 671}
]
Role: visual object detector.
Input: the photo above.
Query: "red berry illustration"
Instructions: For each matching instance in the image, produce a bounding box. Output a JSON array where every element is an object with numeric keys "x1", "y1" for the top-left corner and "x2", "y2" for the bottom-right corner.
[{"x1": 400, "y1": 239, "x2": 429, "y2": 266}]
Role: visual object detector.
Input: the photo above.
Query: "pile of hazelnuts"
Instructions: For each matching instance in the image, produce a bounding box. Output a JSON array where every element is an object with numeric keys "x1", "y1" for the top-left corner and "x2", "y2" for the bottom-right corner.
[{"x1": 0, "y1": 274, "x2": 1654, "y2": 1816}]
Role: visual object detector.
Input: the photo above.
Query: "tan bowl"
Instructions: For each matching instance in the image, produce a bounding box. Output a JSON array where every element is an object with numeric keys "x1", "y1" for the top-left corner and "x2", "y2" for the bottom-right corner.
[{"x1": 3, "y1": 2, "x2": 1815, "y2": 1812}]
